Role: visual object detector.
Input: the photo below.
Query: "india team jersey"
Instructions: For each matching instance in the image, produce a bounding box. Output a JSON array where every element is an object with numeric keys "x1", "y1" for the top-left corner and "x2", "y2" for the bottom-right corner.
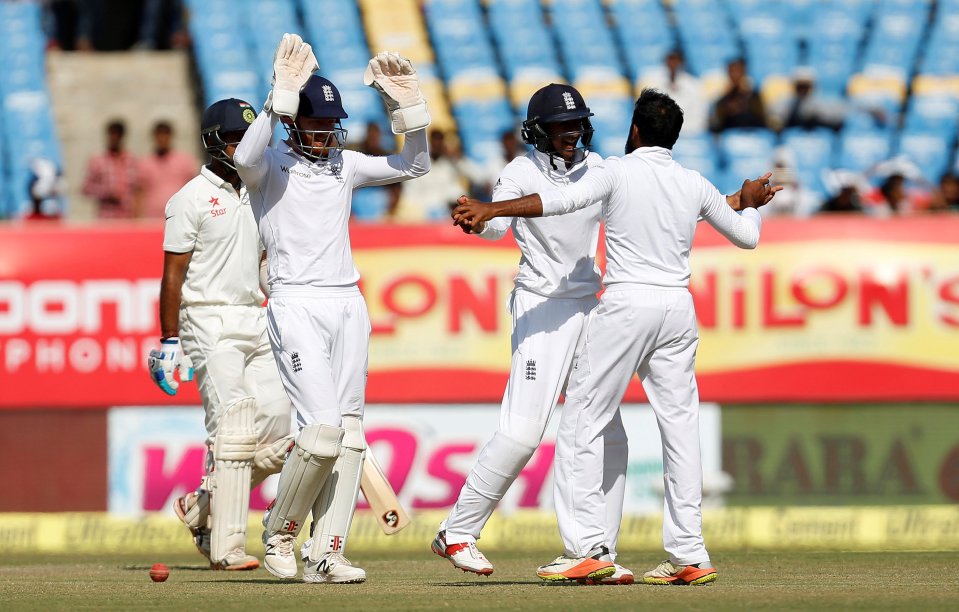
[
  {"x1": 540, "y1": 146, "x2": 762, "y2": 288},
  {"x1": 235, "y1": 112, "x2": 429, "y2": 288},
  {"x1": 480, "y1": 149, "x2": 603, "y2": 299},
  {"x1": 162, "y1": 165, "x2": 263, "y2": 307}
]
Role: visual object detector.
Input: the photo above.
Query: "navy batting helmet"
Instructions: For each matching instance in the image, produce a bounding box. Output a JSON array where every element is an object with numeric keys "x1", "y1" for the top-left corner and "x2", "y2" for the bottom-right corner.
[
  {"x1": 521, "y1": 84, "x2": 594, "y2": 161},
  {"x1": 201, "y1": 98, "x2": 256, "y2": 169},
  {"x1": 285, "y1": 75, "x2": 349, "y2": 163}
]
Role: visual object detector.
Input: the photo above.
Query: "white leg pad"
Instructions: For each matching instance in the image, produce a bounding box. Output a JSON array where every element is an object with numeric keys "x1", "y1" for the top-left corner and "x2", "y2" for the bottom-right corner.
[
  {"x1": 210, "y1": 397, "x2": 257, "y2": 563},
  {"x1": 308, "y1": 416, "x2": 366, "y2": 561},
  {"x1": 265, "y1": 423, "x2": 343, "y2": 537},
  {"x1": 251, "y1": 435, "x2": 294, "y2": 487}
]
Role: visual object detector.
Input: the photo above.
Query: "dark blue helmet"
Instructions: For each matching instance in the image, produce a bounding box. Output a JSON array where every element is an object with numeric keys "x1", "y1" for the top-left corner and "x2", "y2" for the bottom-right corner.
[
  {"x1": 201, "y1": 98, "x2": 256, "y2": 169},
  {"x1": 285, "y1": 75, "x2": 349, "y2": 163},
  {"x1": 521, "y1": 84, "x2": 594, "y2": 162},
  {"x1": 298, "y1": 75, "x2": 348, "y2": 119}
]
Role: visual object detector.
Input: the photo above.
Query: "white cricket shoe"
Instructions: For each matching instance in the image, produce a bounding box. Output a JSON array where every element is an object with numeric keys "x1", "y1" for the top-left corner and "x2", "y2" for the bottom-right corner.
[
  {"x1": 431, "y1": 528, "x2": 494, "y2": 576},
  {"x1": 262, "y1": 531, "x2": 298, "y2": 579},
  {"x1": 212, "y1": 549, "x2": 260, "y2": 571},
  {"x1": 536, "y1": 546, "x2": 615, "y2": 582},
  {"x1": 172, "y1": 491, "x2": 211, "y2": 562},
  {"x1": 303, "y1": 552, "x2": 367, "y2": 584}
]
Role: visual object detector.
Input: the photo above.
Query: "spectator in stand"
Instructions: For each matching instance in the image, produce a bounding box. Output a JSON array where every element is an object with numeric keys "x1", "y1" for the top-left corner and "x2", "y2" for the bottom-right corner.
[
  {"x1": 393, "y1": 129, "x2": 468, "y2": 221},
  {"x1": 82, "y1": 119, "x2": 140, "y2": 218},
  {"x1": 138, "y1": 121, "x2": 198, "y2": 219},
  {"x1": 818, "y1": 170, "x2": 865, "y2": 214},
  {"x1": 929, "y1": 172, "x2": 959, "y2": 212},
  {"x1": 863, "y1": 158, "x2": 932, "y2": 216},
  {"x1": 769, "y1": 67, "x2": 844, "y2": 132},
  {"x1": 710, "y1": 57, "x2": 766, "y2": 132},
  {"x1": 22, "y1": 158, "x2": 65, "y2": 221},
  {"x1": 642, "y1": 49, "x2": 708, "y2": 135},
  {"x1": 760, "y1": 148, "x2": 821, "y2": 217}
]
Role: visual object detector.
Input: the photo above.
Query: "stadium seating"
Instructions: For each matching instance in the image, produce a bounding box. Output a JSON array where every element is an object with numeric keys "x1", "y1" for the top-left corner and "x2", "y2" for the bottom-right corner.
[{"x1": 0, "y1": 1, "x2": 62, "y2": 218}]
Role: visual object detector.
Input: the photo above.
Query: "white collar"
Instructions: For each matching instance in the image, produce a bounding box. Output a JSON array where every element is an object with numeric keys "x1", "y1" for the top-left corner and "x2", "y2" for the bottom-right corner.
[{"x1": 529, "y1": 148, "x2": 590, "y2": 179}]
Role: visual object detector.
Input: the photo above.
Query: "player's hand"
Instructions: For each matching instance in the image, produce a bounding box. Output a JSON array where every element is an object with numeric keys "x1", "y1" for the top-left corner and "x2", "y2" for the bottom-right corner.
[
  {"x1": 726, "y1": 189, "x2": 742, "y2": 211},
  {"x1": 364, "y1": 51, "x2": 431, "y2": 134},
  {"x1": 452, "y1": 195, "x2": 493, "y2": 232},
  {"x1": 148, "y1": 337, "x2": 195, "y2": 396},
  {"x1": 739, "y1": 172, "x2": 783, "y2": 209},
  {"x1": 270, "y1": 33, "x2": 319, "y2": 117}
]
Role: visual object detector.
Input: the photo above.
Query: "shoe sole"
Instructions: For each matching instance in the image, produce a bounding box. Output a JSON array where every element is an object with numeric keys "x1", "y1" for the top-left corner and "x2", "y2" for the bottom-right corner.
[
  {"x1": 303, "y1": 575, "x2": 368, "y2": 584},
  {"x1": 582, "y1": 574, "x2": 635, "y2": 585},
  {"x1": 642, "y1": 571, "x2": 717, "y2": 586},
  {"x1": 212, "y1": 559, "x2": 261, "y2": 571},
  {"x1": 538, "y1": 563, "x2": 616, "y2": 583},
  {"x1": 431, "y1": 539, "x2": 494, "y2": 576},
  {"x1": 263, "y1": 559, "x2": 298, "y2": 580}
]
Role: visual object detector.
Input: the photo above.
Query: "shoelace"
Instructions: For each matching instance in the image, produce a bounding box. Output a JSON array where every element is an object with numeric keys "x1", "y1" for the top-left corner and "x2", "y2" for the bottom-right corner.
[
  {"x1": 271, "y1": 534, "x2": 295, "y2": 556},
  {"x1": 326, "y1": 552, "x2": 351, "y2": 567},
  {"x1": 652, "y1": 560, "x2": 678, "y2": 575}
]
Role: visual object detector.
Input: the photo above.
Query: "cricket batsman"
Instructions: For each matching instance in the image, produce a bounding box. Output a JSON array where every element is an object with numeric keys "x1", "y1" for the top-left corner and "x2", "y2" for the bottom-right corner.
[
  {"x1": 148, "y1": 98, "x2": 294, "y2": 570},
  {"x1": 431, "y1": 84, "x2": 629, "y2": 585},
  {"x1": 234, "y1": 34, "x2": 431, "y2": 583},
  {"x1": 453, "y1": 89, "x2": 780, "y2": 586}
]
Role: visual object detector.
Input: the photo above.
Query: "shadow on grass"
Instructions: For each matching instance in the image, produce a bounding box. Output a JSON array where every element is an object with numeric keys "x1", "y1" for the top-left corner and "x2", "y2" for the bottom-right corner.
[
  {"x1": 432, "y1": 580, "x2": 546, "y2": 587},
  {"x1": 122, "y1": 564, "x2": 214, "y2": 572}
]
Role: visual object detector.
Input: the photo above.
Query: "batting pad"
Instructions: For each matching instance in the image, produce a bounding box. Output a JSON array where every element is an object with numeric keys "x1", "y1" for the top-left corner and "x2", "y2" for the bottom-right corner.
[
  {"x1": 308, "y1": 416, "x2": 366, "y2": 561},
  {"x1": 264, "y1": 424, "x2": 343, "y2": 537},
  {"x1": 210, "y1": 397, "x2": 257, "y2": 563}
]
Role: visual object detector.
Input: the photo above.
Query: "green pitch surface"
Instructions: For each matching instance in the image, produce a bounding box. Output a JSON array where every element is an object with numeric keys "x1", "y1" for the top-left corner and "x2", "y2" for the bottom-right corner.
[{"x1": 2, "y1": 551, "x2": 958, "y2": 611}]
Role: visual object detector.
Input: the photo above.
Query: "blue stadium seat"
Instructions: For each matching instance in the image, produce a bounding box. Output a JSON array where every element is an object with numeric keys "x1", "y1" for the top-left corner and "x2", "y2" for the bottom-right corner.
[
  {"x1": 896, "y1": 131, "x2": 952, "y2": 182},
  {"x1": 837, "y1": 129, "x2": 893, "y2": 172},
  {"x1": 904, "y1": 95, "x2": 959, "y2": 136},
  {"x1": 672, "y1": 135, "x2": 721, "y2": 184},
  {"x1": 608, "y1": 0, "x2": 674, "y2": 80}
]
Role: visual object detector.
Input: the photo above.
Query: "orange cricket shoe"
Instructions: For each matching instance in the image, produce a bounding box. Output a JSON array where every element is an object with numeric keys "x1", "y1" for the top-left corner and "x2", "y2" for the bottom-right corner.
[{"x1": 642, "y1": 560, "x2": 717, "y2": 585}]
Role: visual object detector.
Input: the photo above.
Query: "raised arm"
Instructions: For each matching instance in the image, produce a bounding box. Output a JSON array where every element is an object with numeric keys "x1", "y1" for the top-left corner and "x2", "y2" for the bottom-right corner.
[
  {"x1": 352, "y1": 128, "x2": 430, "y2": 187},
  {"x1": 233, "y1": 110, "x2": 278, "y2": 189}
]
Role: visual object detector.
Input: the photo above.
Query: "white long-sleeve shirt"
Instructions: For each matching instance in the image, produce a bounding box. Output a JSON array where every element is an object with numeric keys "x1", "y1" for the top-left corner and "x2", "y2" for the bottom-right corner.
[
  {"x1": 540, "y1": 146, "x2": 761, "y2": 289},
  {"x1": 479, "y1": 149, "x2": 603, "y2": 299},
  {"x1": 234, "y1": 111, "x2": 430, "y2": 288}
]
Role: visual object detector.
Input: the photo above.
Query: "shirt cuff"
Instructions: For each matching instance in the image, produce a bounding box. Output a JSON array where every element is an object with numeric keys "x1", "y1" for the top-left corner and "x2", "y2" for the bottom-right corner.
[{"x1": 539, "y1": 188, "x2": 565, "y2": 216}]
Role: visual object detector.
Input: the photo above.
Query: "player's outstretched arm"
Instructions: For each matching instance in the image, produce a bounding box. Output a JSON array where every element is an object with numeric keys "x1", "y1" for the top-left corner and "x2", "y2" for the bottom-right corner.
[
  {"x1": 701, "y1": 172, "x2": 781, "y2": 249},
  {"x1": 452, "y1": 194, "x2": 543, "y2": 232}
]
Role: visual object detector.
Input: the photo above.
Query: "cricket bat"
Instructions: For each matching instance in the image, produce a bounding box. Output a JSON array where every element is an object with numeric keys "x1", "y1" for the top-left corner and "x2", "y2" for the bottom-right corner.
[{"x1": 361, "y1": 449, "x2": 411, "y2": 535}]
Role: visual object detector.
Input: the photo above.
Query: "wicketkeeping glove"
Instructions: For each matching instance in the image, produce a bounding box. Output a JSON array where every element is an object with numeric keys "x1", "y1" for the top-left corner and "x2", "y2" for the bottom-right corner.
[
  {"x1": 363, "y1": 51, "x2": 431, "y2": 134},
  {"x1": 148, "y1": 337, "x2": 195, "y2": 396},
  {"x1": 267, "y1": 32, "x2": 319, "y2": 118}
]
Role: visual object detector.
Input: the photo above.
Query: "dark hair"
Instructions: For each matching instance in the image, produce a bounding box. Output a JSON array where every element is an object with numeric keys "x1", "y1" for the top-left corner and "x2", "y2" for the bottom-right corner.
[
  {"x1": 629, "y1": 88, "x2": 684, "y2": 150},
  {"x1": 153, "y1": 121, "x2": 173, "y2": 135},
  {"x1": 106, "y1": 120, "x2": 126, "y2": 136}
]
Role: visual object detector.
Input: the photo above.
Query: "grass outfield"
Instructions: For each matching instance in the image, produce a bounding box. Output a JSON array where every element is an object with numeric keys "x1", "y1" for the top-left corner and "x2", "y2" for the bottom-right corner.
[{"x1": 1, "y1": 551, "x2": 957, "y2": 611}]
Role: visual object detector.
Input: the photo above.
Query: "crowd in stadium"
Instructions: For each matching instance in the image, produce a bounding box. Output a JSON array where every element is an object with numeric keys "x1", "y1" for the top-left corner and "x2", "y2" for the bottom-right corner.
[{"x1": 6, "y1": 0, "x2": 959, "y2": 221}]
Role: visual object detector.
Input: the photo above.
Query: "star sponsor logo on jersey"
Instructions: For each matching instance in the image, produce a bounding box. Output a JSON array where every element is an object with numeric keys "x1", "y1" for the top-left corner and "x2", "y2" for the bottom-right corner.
[
  {"x1": 562, "y1": 92, "x2": 576, "y2": 110},
  {"x1": 209, "y1": 196, "x2": 226, "y2": 218}
]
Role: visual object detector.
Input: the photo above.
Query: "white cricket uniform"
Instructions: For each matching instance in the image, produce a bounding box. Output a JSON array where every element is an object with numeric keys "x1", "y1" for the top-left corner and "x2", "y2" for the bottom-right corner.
[
  {"x1": 234, "y1": 111, "x2": 430, "y2": 429},
  {"x1": 444, "y1": 149, "x2": 628, "y2": 557},
  {"x1": 541, "y1": 146, "x2": 762, "y2": 564},
  {"x1": 162, "y1": 165, "x2": 291, "y2": 450}
]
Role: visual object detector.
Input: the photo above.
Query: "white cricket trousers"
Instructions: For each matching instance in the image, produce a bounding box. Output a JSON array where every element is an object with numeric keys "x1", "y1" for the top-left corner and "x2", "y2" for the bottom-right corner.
[
  {"x1": 179, "y1": 304, "x2": 291, "y2": 449},
  {"x1": 445, "y1": 290, "x2": 628, "y2": 554},
  {"x1": 266, "y1": 285, "x2": 371, "y2": 429},
  {"x1": 556, "y1": 285, "x2": 710, "y2": 566}
]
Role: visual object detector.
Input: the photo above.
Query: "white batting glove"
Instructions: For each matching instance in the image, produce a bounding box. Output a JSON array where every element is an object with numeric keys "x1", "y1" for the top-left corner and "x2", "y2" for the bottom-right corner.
[
  {"x1": 268, "y1": 33, "x2": 319, "y2": 118},
  {"x1": 363, "y1": 51, "x2": 431, "y2": 134},
  {"x1": 148, "y1": 337, "x2": 195, "y2": 396}
]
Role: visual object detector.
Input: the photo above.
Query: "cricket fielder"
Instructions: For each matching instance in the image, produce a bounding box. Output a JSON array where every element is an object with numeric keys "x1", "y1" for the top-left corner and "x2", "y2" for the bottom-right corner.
[
  {"x1": 453, "y1": 89, "x2": 779, "y2": 586},
  {"x1": 149, "y1": 98, "x2": 294, "y2": 570},
  {"x1": 431, "y1": 84, "x2": 628, "y2": 585},
  {"x1": 234, "y1": 34, "x2": 431, "y2": 583}
]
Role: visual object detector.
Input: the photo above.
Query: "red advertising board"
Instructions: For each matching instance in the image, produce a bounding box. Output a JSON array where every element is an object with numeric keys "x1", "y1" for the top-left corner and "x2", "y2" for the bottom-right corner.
[{"x1": 1, "y1": 217, "x2": 958, "y2": 407}]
